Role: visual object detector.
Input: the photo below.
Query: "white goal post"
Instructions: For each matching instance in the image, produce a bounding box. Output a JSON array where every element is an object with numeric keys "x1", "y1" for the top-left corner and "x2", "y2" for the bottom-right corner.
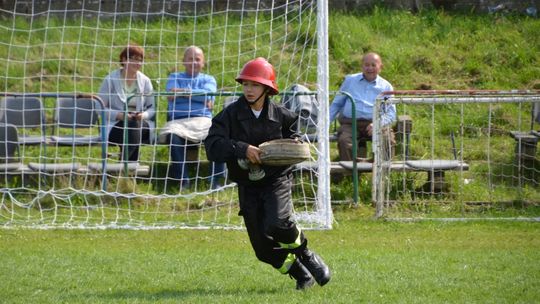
[
  {"x1": 372, "y1": 90, "x2": 540, "y2": 219},
  {"x1": 0, "y1": 0, "x2": 332, "y2": 229}
]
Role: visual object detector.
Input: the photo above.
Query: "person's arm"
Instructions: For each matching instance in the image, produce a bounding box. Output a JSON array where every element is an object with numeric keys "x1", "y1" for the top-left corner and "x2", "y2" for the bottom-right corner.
[
  {"x1": 140, "y1": 75, "x2": 155, "y2": 121},
  {"x1": 165, "y1": 74, "x2": 179, "y2": 102},
  {"x1": 98, "y1": 74, "x2": 121, "y2": 124},
  {"x1": 204, "y1": 76, "x2": 217, "y2": 110},
  {"x1": 329, "y1": 95, "x2": 346, "y2": 123},
  {"x1": 380, "y1": 102, "x2": 396, "y2": 126},
  {"x1": 169, "y1": 88, "x2": 187, "y2": 93},
  {"x1": 191, "y1": 75, "x2": 217, "y2": 108},
  {"x1": 329, "y1": 77, "x2": 349, "y2": 122},
  {"x1": 205, "y1": 108, "x2": 250, "y2": 163},
  {"x1": 379, "y1": 83, "x2": 396, "y2": 126}
]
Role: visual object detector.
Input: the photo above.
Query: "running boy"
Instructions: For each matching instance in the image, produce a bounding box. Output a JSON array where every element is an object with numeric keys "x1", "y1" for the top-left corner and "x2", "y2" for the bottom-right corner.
[{"x1": 205, "y1": 57, "x2": 331, "y2": 290}]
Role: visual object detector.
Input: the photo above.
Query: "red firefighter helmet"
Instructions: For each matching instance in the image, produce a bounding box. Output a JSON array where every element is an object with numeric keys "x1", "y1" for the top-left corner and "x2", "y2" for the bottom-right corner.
[{"x1": 235, "y1": 57, "x2": 279, "y2": 95}]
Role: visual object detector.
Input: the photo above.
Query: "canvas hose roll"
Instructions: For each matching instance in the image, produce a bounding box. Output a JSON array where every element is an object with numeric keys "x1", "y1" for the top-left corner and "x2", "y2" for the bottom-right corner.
[
  {"x1": 259, "y1": 139, "x2": 311, "y2": 166},
  {"x1": 238, "y1": 139, "x2": 310, "y2": 181}
]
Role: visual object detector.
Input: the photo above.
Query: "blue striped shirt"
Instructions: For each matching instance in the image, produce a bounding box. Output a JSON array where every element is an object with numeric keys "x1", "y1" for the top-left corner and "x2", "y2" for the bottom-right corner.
[{"x1": 165, "y1": 72, "x2": 217, "y2": 120}]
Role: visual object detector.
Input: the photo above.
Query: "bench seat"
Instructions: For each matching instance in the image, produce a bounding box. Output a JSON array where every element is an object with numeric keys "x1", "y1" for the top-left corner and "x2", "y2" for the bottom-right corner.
[
  {"x1": 338, "y1": 160, "x2": 469, "y2": 172},
  {"x1": 28, "y1": 162, "x2": 81, "y2": 173},
  {"x1": 509, "y1": 131, "x2": 538, "y2": 162},
  {"x1": 87, "y1": 162, "x2": 151, "y2": 176},
  {"x1": 405, "y1": 159, "x2": 468, "y2": 171}
]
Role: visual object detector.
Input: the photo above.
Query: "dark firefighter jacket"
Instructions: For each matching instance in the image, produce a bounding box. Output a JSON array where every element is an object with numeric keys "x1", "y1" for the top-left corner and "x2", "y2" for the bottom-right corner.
[{"x1": 205, "y1": 95, "x2": 299, "y2": 186}]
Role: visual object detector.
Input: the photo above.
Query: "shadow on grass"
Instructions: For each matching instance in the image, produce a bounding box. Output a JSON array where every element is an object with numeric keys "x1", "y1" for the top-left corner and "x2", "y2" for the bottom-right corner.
[{"x1": 87, "y1": 286, "x2": 283, "y2": 301}]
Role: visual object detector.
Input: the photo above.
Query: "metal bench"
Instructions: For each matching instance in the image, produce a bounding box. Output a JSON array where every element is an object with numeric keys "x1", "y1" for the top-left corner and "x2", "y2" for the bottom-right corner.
[
  {"x1": 405, "y1": 159, "x2": 469, "y2": 193},
  {"x1": 338, "y1": 159, "x2": 470, "y2": 194},
  {"x1": 509, "y1": 131, "x2": 539, "y2": 163},
  {"x1": 87, "y1": 162, "x2": 151, "y2": 176}
]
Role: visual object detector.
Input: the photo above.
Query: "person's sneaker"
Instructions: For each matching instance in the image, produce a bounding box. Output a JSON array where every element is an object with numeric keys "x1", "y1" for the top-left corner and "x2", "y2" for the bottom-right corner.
[
  {"x1": 210, "y1": 181, "x2": 222, "y2": 190},
  {"x1": 287, "y1": 259, "x2": 316, "y2": 290},
  {"x1": 296, "y1": 275, "x2": 316, "y2": 290},
  {"x1": 300, "y1": 249, "x2": 331, "y2": 286},
  {"x1": 179, "y1": 180, "x2": 190, "y2": 191}
]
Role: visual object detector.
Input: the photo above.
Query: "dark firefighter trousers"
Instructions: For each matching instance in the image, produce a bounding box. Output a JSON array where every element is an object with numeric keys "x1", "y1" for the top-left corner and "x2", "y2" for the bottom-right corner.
[{"x1": 238, "y1": 173, "x2": 305, "y2": 272}]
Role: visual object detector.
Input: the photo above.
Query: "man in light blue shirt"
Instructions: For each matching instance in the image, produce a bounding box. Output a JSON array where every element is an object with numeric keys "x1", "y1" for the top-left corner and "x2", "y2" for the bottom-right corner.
[
  {"x1": 329, "y1": 52, "x2": 396, "y2": 160},
  {"x1": 165, "y1": 46, "x2": 226, "y2": 190}
]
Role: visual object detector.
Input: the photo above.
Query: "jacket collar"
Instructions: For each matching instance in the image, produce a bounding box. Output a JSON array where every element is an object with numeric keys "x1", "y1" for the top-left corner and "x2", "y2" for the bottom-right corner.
[
  {"x1": 237, "y1": 96, "x2": 280, "y2": 123},
  {"x1": 111, "y1": 69, "x2": 142, "y2": 93}
]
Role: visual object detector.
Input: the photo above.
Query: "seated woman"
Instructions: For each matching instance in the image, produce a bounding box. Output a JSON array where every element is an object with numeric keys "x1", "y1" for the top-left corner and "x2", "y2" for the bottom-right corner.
[
  {"x1": 98, "y1": 44, "x2": 155, "y2": 162},
  {"x1": 163, "y1": 45, "x2": 225, "y2": 189}
]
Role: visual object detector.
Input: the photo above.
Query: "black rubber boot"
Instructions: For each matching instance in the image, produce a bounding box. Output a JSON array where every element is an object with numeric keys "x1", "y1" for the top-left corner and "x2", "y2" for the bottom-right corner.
[
  {"x1": 287, "y1": 259, "x2": 316, "y2": 290},
  {"x1": 299, "y1": 249, "x2": 331, "y2": 286}
]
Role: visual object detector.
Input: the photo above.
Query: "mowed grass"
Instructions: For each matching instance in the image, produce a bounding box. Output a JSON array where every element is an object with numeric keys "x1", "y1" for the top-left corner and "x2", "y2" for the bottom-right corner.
[{"x1": 1, "y1": 207, "x2": 538, "y2": 304}]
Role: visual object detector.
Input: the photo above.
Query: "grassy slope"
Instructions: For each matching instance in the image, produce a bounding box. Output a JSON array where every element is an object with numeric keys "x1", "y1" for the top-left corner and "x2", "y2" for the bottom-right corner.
[
  {"x1": 328, "y1": 8, "x2": 540, "y2": 91},
  {"x1": 1, "y1": 8, "x2": 539, "y2": 92},
  {"x1": 0, "y1": 208, "x2": 538, "y2": 303}
]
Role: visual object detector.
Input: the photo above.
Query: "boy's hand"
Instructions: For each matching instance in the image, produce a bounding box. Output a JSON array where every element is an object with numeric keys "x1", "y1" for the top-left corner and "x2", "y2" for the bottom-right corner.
[{"x1": 246, "y1": 145, "x2": 262, "y2": 164}]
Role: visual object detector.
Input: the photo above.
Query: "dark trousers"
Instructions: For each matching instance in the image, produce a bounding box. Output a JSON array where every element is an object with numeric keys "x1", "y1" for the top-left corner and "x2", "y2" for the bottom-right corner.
[
  {"x1": 337, "y1": 117, "x2": 395, "y2": 161},
  {"x1": 238, "y1": 174, "x2": 304, "y2": 269},
  {"x1": 108, "y1": 119, "x2": 150, "y2": 162},
  {"x1": 170, "y1": 134, "x2": 226, "y2": 187}
]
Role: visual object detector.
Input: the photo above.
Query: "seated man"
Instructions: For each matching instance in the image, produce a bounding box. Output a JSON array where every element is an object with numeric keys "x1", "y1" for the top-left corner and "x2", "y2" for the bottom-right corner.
[
  {"x1": 329, "y1": 52, "x2": 396, "y2": 161},
  {"x1": 163, "y1": 46, "x2": 225, "y2": 189}
]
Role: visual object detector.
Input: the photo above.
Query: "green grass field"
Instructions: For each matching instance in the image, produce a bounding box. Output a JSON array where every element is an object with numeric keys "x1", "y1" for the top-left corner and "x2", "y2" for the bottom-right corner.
[{"x1": 1, "y1": 207, "x2": 539, "y2": 304}]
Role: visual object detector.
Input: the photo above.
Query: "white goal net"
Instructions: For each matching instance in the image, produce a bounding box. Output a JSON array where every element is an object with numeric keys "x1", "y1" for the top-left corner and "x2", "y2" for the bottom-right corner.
[
  {"x1": 0, "y1": 0, "x2": 332, "y2": 229},
  {"x1": 372, "y1": 90, "x2": 540, "y2": 219}
]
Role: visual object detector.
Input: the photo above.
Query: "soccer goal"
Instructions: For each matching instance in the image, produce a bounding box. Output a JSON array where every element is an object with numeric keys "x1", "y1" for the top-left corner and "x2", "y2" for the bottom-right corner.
[
  {"x1": 0, "y1": 0, "x2": 332, "y2": 229},
  {"x1": 372, "y1": 90, "x2": 540, "y2": 220}
]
